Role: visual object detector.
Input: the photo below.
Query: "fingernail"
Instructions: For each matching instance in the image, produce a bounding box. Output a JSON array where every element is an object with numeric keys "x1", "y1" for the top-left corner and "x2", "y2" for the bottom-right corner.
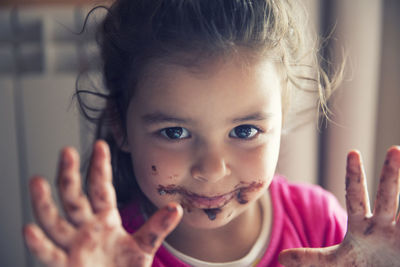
[
  {"x1": 347, "y1": 152, "x2": 361, "y2": 172},
  {"x1": 387, "y1": 147, "x2": 400, "y2": 165},
  {"x1": 30, "y1": 178, "x2": 45, "y2": 199},
  {"x1": 23, "y1": 225, "x2": 37, "y2": 244},
  {"x1": 95, "y1": 141, "x2": 106, "y2": 158},
  {"x1": 166, "y1": 205, "x2": 177, "y2": 213}
]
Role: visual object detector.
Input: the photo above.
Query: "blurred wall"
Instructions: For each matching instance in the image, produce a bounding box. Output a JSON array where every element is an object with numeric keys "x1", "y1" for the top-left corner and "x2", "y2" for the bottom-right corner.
[
  {"x1": 320, "y1": 0, "x2": 400, "y2": 207},
  {"x1": 373, "y1": 0, "x2": 400, "y2": 198},
  {"x1": 321, "y1": 0, "x2": 383, "y2": 206},
  {"x1": 0, "y1": 5, "x2": 101, "y2": 267}
]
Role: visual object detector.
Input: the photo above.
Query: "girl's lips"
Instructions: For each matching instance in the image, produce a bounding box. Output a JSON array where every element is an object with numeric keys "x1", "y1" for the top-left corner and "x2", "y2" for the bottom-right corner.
[
  {"x1": 184, "y1": 191, "x2": 235, "y2": 209},
  {"x1": 157, "y1": 184, "x2": 236, "y2": 209},
  {"x1": 157, "y1": 181, "x2": 264, "y2": 209}
]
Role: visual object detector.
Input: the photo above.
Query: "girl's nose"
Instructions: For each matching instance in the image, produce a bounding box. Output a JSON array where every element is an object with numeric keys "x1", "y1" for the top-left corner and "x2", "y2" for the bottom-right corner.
[{"x1": 190, "y1": 152, "x2": 231, "y2": 183}]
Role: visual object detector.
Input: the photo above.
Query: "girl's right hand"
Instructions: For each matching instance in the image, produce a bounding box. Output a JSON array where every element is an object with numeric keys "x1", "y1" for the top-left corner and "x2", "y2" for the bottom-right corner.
[{"x1": 23, "y1": 140, "x2": 183, "y2": 267}]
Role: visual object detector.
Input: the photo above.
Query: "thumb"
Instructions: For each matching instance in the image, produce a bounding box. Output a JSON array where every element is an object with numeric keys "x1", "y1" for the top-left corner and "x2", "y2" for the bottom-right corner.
[
  {"x1": 133, "y1": 202, "x2": 183, "y2": 255},
  {"x1": 279, "y1": 245, "x2": 338, "y2": 267}
]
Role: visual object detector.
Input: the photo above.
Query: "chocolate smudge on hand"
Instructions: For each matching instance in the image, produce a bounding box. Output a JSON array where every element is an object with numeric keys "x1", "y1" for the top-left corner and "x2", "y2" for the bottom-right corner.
[
  {"x1": 66, "y1": 202, "x2": 80, "y2": 213},
  {"x1": 148, "y1": 233, "x2": 158, "y2": 248},
  {"x1": 62, "y1": 176, "x2": 71, "y2": 188},
  {"x1": 94, "y1": 189, "x2": 106, "y2": 202},
  {"x1": 363, "y1": 221, "x2": 375, "y2": 236}
]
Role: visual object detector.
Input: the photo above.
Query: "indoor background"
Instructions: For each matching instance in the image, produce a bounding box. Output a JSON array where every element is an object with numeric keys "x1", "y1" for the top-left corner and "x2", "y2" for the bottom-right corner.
[{"x1": 0, "y1": 0, "x2": 399, "y2": 266}]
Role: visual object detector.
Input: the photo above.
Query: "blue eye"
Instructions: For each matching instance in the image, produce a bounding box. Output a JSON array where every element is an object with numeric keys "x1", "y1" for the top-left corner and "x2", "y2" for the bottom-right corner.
[
  {"x1": 229, "y1": 125, "x2": 259, "y2": 139},
  {"x1": 160, "y1": 127, "x2": 190, "y2": 140}
]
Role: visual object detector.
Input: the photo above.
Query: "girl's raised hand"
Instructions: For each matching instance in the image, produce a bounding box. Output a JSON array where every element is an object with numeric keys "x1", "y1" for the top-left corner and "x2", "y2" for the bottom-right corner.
[
  {"x1": 279, "y1": 146, "x2": 400, "y2": 267},
  {"x1": 23, "y1": 140, "x2": 183, "y2": 267}
]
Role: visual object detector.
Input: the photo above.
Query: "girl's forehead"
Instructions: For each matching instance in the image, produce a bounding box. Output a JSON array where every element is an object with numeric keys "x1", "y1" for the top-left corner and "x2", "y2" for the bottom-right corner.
[
  {"x1": 136, "y1": 52, "x2": 282, "y2": 95},
  {"x1": 128, "y1": 54, "x2": 283, "y2": 124}
]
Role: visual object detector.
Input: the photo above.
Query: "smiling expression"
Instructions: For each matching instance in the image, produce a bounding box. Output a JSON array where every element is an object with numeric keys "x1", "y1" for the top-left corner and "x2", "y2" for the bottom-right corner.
[{"x1": 123, "y1": 53, "x2": 282, "y2": 229}]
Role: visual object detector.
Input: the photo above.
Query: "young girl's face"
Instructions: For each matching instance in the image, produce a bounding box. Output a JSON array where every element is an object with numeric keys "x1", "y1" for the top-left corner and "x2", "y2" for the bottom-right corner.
[{"x1": 124, "y1": 53, "x2": 282, "y2": 229}]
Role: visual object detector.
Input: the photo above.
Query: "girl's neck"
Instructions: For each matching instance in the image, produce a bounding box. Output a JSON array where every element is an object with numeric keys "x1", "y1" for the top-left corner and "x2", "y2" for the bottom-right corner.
[{"x1": 165, "y1": 192, "x2": 271, "y2": 262}]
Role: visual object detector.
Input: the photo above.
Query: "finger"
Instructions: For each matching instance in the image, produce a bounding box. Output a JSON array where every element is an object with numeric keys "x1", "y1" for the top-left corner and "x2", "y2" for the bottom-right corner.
[
  {"x1": 345, "y1": 150, "x2": 371, "y2": 218},
  {"x1": 88, "y1": 140, "x2": 117, "y2": 213},
  {"x1": 57, "y1": 147, "x2": 93, "y2": 226},
  {"x1": 279, "y1": 246, "x2": 338, "y2": 267},
  {"x1": 374, "y1": 146, "x2": 400, "y2": 221},
  {"x1": 133, "y1": 203, "x2": 183, "y2": 255},
  {"x1": 30, "y1": 177, "x2": 75, "y2": 248},
  {"x1": 23, "y1": 224, "x2": 67, "y2": 267}
]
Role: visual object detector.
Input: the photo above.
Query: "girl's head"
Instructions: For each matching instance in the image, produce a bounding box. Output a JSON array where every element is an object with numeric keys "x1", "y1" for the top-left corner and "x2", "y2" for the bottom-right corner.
[
  {"x1": 121, "y1": 54, "x2": 282, "y2": 228},
  {"x1": 78, "y1": 0, "x2": 337, "y2": 228}
]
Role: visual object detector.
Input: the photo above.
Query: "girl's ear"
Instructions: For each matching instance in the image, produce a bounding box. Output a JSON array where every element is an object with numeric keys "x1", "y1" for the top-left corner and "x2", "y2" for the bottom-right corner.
[{"x1": 111, "y1": 121, "x2": 130, "y2": 153}]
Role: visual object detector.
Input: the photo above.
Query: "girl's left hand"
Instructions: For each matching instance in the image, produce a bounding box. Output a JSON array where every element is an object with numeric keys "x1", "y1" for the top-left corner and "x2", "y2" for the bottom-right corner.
[{"x1": 279, "y1": 146, "x2": 400, "y2": 267}]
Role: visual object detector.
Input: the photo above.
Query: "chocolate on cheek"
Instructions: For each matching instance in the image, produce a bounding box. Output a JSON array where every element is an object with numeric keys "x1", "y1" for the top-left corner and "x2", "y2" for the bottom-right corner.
[
  {"x1": 168, "y1": 174, "x2": 179, "y2": 179},
  {"x1": 235, "y1": 181, "x2": 265, "y2": 205},
  {"x1": 151, "y1": 165, "x2": 180, "y2": 180},
  {"x1": 157, "y1": 184, "x2": 179, "y2": 195},
  {"x1": 151, "y1": 165, "x2": 158, "y2": 175},
  {"x1": 236, "y1": 191, "x2": 248, "y2": 204},
  {"x1": 180, "y1": 201, "x2": 193, "y2": 213}
]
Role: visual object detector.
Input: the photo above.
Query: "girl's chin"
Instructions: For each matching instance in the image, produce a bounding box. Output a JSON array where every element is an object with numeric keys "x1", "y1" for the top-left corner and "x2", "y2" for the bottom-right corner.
[{"x1": 179, "y1": 206, "x2": 240, "y2": 229}]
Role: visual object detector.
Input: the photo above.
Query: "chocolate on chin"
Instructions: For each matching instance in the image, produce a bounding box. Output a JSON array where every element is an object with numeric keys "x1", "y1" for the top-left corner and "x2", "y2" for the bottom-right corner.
[{"x1": 203, "y1": 208, "x2": 222, "y2": 220}]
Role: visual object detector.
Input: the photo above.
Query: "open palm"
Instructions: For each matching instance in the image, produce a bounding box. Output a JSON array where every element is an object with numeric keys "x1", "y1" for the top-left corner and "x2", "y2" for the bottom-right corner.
[
  {"x1": 279, "y1": 146, "x2": 400, "y2": 267},
  {"x1": 23, "y1": 141, "x2": 182, "y2": 267}
]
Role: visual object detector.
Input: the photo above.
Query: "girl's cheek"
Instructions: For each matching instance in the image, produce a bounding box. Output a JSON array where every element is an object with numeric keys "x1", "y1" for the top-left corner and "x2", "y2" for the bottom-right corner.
[
  {"x1": 234, "y1": 143, "x2": 279, "y2": 181},
  {"x1": 133, "y1": 147, "x2": 188, "y2": 189},
  {"x1": 149, "y1": 149, "x2": 187, "y2": 179},
  {"x1": 133, "y1": 155, "x2": 185, "y2": 209}
]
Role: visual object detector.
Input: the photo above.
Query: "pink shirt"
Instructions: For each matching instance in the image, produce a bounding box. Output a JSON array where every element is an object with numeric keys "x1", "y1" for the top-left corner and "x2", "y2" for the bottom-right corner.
[{"x1": 120, "y1": 175, "x2": 347, "y2": 267}]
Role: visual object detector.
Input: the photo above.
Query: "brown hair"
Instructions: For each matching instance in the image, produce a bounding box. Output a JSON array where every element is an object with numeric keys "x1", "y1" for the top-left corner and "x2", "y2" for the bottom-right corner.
[{"x1": 76, "y1": 0, "x2": 342, "y2": 206}]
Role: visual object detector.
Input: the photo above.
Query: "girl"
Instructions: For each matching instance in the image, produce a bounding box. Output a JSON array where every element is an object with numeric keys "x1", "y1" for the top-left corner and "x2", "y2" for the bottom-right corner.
[{"x1": 23, "y1": 0, "x2": 400, "y2": 266}]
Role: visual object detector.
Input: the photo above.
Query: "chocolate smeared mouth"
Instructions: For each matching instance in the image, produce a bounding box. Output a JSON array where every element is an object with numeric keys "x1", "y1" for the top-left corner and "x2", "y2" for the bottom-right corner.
[
  {"x1": 157, "y1": 181, "x2": 264, "y2": 207},
  {"x1": 158, "y1": 185, "x2": 234, "y2": 209}
]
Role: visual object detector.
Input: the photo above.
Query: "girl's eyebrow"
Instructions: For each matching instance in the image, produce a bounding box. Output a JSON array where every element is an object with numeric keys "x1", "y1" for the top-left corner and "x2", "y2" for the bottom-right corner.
[
  {"x1": 141, "y1": 112, "x2": 193, "y2": 125},
  {"x1": 230, "y1": 112, "x2": 275, "y2": 124},
  {"x1": 141, "y1": 111, "x2": 274, "y2": 125}
]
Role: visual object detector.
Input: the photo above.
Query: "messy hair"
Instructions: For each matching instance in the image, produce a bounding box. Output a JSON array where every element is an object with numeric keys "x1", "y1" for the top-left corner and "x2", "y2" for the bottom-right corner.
[{"x1": 76, "y1": 0, "x2": 343, "y2": 206}]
